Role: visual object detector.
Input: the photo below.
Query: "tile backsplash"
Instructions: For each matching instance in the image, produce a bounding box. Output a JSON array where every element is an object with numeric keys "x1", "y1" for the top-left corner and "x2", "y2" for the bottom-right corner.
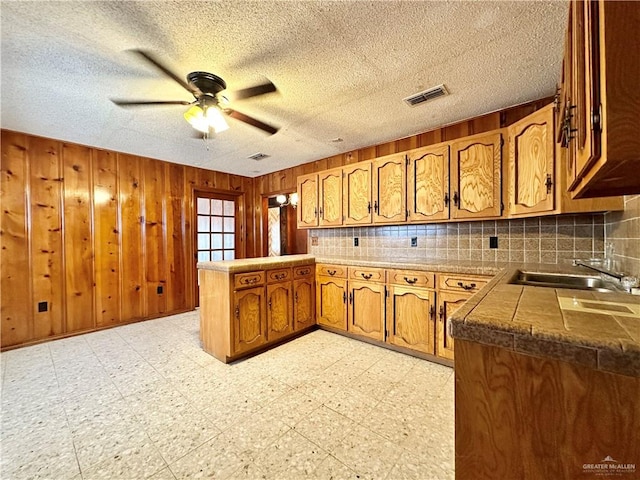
[
  {"x1": 605, "y1": 195, "x2": 640, "y2": 276},
  {"x1": 308, "y1": 214, "x2": 606, "y2": 265}
]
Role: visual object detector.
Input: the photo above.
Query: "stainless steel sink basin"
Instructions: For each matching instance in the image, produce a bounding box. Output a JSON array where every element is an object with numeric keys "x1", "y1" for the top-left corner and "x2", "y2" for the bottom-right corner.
[{"x1": 509, "y1": 271, "x2": 622, "y2": 292}]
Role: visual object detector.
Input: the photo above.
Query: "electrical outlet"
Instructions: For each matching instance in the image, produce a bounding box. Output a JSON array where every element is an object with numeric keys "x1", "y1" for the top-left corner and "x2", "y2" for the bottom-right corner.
[
  {"x1": 311, "y1": 236, "x2": 319, "y2": 246},
  {"x1": 489, "y1": 236, "x2": 498, "y2": 249},
  {"x1": 411, "y1": 237, "x2": 418, "y2": 247},
  {"x1": 157, "y1": 285, "x2": 164, "y2": 294},
  {"x1": 38, "y1": 301, "x2": 48, "y2": 313},
  {"x1": 353, "y1": 237, "x2": 359, "y2": 247}
]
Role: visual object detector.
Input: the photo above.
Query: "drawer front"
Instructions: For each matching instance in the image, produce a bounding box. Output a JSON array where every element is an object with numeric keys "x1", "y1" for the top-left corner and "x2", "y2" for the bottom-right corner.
[
  {"x1": 439, "y1": 273, "x2": 490, "y2": 293},
  {"x1": 293, "y1": 265, "x2": 314, "y2": 279},
  {"x1": 267, "y1": 268, "x2": 292, "y2": 284},
  {"x1": 387, "y1": 269, "x2": 435, "y2": 288},
  {"x1": 348, "y1": 267, "x2": 385, "y2": 283},
  {"x1": 316, "y1": 264, "x2": 347, "y2": 278},
  {"x1": 234, "y1": 271, "x2": 266, "y2": 289}
]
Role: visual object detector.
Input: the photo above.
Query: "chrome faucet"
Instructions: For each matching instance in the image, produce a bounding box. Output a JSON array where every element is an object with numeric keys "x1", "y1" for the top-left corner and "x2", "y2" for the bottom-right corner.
[{"x1": 571, "y1": 259, "x2": 624, "y2": 280}]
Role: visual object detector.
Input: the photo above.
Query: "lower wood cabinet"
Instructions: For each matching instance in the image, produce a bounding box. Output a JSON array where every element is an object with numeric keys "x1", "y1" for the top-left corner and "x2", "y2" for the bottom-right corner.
[
  {"x1": 234, "y1": 286, "x2": 267, "y2": 355},
  {"x1": 348, "y1": 280, "x2": 385, "y2": 341},
  {"x1": 316, "y1": 267, "x2": 348, "y2": 331},
  {"x1": 266, "y1": 282, "x2": 293, "y2": 342},
  {"x1": 293, "y1": 277, "x2": 315, "y2": 331},
  {"x1": 386, "y1": 285, "x2": 435, "y2": 355}
]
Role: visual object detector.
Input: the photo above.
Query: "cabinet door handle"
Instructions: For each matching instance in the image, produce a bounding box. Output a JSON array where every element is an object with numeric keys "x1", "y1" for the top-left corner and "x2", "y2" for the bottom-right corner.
[
  {"x1": 453, "y1": 192, "x2": 460, "y2": 208},
  {"x1": 404, "y1": 277, "x2": 418, "y2": 284},
  {"x1": 327, "y1": 269, "x2": 337, "y2": 276},
  {"x1": 361, "y1": 273, "x2": 373, "y2": 280},
  {"x1": 234, "y1": 306, "x2": 240, "y2": 318},
  {"x1": 343, "y1": 291, "x2": 347, "y2": 303},
  {"x1": 295, "y1": 292, "x2": 298, "y2": 303},
  {"x1": 268, "y1": 299, "x2": 272, "y2": 310},
  {"x1": 444, "y1": 193, "x2": 449, "y2": 206},
  {"x1": 429, "y1": 305, "x2": 435, "y2": 319},
  {"x1": 314, "y1": 207, "x2": 318, "y2": 218},
  {"x1": 349, "y1": 292, "x2": 353, "y2": 304},
  {"x1": 373, "y1": 201, "x2": 378, "y2": 213},
  {"x1": 545, "y1": 174, "x2": 553, "y2": 194},
  {"x1": 457, "y1": 281, "x2": 476, "y2": 291},
  {"x1": 439, "y1": 305, "x2": 444, "y2": 321},
  {"x1": 367, "y1": 202, "x2": 371, "y2": 213},
  {"x1": 319, "y1": 207, "x2": 324, "y2": 219}
]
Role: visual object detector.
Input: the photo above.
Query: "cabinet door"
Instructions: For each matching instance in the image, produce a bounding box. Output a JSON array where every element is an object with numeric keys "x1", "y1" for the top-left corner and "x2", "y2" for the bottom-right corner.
[
  {"x1": 348, "y1": 281, "x2": 385, "y2": 341},
  {"x1": 450, "y1": 132, "x2": 503, "y2": 220},
  {"x1": 266, "y1": 282, "x2": 293, "y2": 342},
  {"x1": 343, "y1": 162, "x2": 372, "y2": 225},
  {"x1": 508, "y1": 105, "x2": 555, "y2": 217},
  {"x1": 386, "y1": 285, "x2": 435, "y2": 355},
  {"x1": 293, "y1": 277, "x2": 315, "y2": 331},
  {"x1": 297, "y1": 173, "x2": 318, "y2": 228},
  {"x1": 233, "y1": 287, "x2": 267, "y2": 355},
  {"x1": 318, "y1": 168, "x2": 342, "y2": 226},
  {"x1": 408, "y1": 144, "x2": 450, "y2": 222},
  {"x1": 372, "y1": 153, "x2": 407, "y2": 224},
  {"x1": 436, "y1": 291, "x2": 470, "y2": 360},
  {"x1": 316, "y1": 277, "x2": 347, "y2": 331}
]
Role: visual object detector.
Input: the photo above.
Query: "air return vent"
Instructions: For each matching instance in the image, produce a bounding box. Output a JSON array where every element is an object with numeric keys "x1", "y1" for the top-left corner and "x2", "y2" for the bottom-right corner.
[
  {"x1": 403, "y1": 84, "x2": 448, "y2": 107},
  {"x1": 248, "y1": 152, "x2": 270, "y2": 161}
]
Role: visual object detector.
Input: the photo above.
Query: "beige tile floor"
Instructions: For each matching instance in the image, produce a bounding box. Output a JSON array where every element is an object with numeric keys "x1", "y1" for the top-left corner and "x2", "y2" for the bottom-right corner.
[{"x1": 0, "y1": 311, "x2": 454, "y2": 479}]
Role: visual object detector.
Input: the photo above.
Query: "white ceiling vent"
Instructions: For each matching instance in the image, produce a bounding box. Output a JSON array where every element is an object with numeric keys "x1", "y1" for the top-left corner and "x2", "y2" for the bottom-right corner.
[
  {"x1": 403, "y1": 84, "x2": 448, "y2": 107},
  {"x1": 248, "y1": 152, "x2": 270, "y2": 161}
]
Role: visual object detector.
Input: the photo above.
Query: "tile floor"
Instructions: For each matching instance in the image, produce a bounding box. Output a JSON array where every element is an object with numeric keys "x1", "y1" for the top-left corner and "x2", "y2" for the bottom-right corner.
[{"x1": 0, "y1": 311, "x2": 455, "y2": 479}]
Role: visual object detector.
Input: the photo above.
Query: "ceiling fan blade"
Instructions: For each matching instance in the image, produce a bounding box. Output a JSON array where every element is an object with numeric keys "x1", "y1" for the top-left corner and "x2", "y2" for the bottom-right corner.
[
  {"x1": 225, "y1": 109, "x2": 279, "y2": 135},
  {"x1": 111, "y1": 99, "x2": 193, "y2": 107},
  {"x1": 129, "y1": 49, "x2": 199, "y2": 96},
  {"x1": 228, "y1": 81, "x2": 277, "y2": 101}
]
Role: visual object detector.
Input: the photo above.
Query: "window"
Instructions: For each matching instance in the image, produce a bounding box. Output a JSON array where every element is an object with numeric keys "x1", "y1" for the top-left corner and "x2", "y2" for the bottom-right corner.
[{"x1": 196, "y1": 196, "x2": 235, "y2": 262}]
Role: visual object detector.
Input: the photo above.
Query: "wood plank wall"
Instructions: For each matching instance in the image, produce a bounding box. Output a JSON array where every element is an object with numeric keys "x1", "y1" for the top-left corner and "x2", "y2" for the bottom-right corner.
[
  {"x1": 1, "y1": 130, "x2": 254, "y2": 349},
  {"x1": 252, "y1": 97, "x2": 553, "y2": 254}
]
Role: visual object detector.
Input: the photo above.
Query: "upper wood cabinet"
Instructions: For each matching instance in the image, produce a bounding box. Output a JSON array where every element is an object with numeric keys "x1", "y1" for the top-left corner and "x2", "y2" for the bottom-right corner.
[
  {"x1": 562, "y1": 0, "x2": 640, "y2": 198},
  {"x1": 508, "y1": 105, "x2": 555, "y2": 217},
  {"x1": 297, "y1": 173, "x2": 318, "y2": 228},
  {"x1": 508, "y1": 104, "x2": 623, "y2": 218},
  {"x1": 318, "y1": 168, "x2": 343, "y2": 227},
  {"x1": 407, "y1": 144, "x2": 450, "y2": 222},
  {"x1": 343, "y1": 161, "x2": 372, "y2": 225},
  {"x1": 372, "y1": 153, "x2": 407, "y2": 224},
  {"x1": 450, "y1": 131, "x2": 503, "y2": 220}
]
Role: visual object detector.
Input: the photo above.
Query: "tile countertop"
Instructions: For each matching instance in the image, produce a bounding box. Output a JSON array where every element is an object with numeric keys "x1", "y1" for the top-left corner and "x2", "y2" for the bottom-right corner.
[
  {"x1": 313, "y1": 256, "x2": 507, "y2": 275},
  {"x1": 451, "y1": 266, "x2": 640, "y2": 378},
  {"x1": 197, "y1": 254, "x2": 315, "y2": 273}
]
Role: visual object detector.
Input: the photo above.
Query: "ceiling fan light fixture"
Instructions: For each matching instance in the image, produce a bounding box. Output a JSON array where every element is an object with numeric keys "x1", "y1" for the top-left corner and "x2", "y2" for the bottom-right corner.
[
  {"x1": 205, "y1": 105, "x2": 229, "y2": 133},
  {"x1": 184, "y1": 105, "x2": 209, "y2": 133}
]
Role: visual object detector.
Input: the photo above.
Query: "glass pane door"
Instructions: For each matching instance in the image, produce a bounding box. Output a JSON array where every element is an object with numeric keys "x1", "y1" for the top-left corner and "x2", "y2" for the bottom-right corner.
[{"x1": 196, "y1": 195, "x2": 236, "y2": 262}]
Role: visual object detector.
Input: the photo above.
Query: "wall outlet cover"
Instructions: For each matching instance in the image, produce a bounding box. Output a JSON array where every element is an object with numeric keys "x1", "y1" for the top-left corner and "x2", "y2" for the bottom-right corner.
[
  {"x1": 311, "y1": 236, "x2": 319, "y2": 246},
  {"x1": 354, "y1": 237, "x2": 359, "y2": 247},
  {"x1": 489, "y1": 236, "x2": 498, "y2": 249},
  {"x1": 157, "y1": 285, "x2": 164, "y2": 294},
  {"x1": 38, "y1": 301, "x2": 48, "y2": 312},
  {"x1": 411, "y1": 237, "x2": 418, "y2": 247}
]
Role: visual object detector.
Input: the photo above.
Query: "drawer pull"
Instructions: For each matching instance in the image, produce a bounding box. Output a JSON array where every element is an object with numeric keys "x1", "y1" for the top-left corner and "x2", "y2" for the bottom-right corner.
[
  {"x1": 274, "y1": 273, "x2": 286, "y2": 280},
  {"x1": 328, "y1": 269, "x2": 337, "y2": 276},
  {"x1": 298, "y1": 268, "x2": 310, "y2": 276},
  {"x1": 361, "y1": 273, "x2": 373, "y2": 280},
  {"x1": 457, "y1": 281, "x2": 476, "y2": 291},
  {"x1": 404, "y1": 276, "x2": 418, "y2": 284},
  {"x1": 242, "y1": 277, "x2": 259, "y2": 285}
]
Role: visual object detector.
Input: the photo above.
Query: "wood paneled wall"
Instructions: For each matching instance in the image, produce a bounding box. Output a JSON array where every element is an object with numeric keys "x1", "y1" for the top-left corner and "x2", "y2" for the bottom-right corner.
[
  {"x1": 1, "y1": 130, "x2": 253, "y2": 349},
  {"x1": 252, "y1": 97, "x2": 553, "y2": 254}
]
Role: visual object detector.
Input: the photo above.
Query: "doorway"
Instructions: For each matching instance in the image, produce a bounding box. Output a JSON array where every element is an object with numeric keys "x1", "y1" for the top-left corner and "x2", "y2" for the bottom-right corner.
[{"x1": 262, "y1": 192, "x2": 307, "y2": 257}]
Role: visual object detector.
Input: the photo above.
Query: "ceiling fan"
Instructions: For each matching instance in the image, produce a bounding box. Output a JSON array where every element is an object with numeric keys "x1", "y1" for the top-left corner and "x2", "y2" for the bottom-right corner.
[{"x1": 111, "y1": 50, "x2": 279, "y2": 136}]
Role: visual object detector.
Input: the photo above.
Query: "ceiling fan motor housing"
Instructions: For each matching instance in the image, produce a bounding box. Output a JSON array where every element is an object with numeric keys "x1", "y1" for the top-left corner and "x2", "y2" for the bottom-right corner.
[{"x1": 187, "y1": 71, "x2": 227, "y2": 95}]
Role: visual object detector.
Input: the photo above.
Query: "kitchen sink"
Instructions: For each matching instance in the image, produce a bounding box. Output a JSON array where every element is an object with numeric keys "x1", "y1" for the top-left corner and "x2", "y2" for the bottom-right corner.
[{"x1": 508, "y1": 270, "x2": 623, "y2": 292}]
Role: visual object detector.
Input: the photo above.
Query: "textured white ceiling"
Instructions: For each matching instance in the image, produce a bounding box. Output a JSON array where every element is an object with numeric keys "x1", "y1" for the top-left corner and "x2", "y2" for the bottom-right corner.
[{"x1": 1, "y1": 1, "x2": 567, "y2": 177}]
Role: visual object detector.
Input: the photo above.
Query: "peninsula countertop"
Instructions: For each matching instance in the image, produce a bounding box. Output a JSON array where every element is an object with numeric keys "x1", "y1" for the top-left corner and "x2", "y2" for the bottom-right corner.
[{"x1": 450, "y1": 266, "x2": 640, "y2": 378}]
